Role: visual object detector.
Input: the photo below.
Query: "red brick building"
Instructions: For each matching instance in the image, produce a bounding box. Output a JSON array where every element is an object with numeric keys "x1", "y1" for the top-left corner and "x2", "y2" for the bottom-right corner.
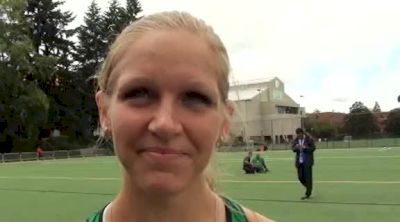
[
  {"x1": 307, "y1": 111, "x2": 389, "y2": 133},
  {"x1": 307, "y1": 112, "x2": 346, "y2": 128}
]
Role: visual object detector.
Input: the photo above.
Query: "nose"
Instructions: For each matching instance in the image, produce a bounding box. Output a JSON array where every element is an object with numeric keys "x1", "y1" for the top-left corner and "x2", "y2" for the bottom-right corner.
[{"x1": 148, "y1": 97, "x2": 183, "y2": 141}]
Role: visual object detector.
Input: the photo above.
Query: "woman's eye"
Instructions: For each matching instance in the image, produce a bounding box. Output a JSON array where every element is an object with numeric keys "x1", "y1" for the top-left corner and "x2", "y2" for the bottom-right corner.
[
  {"x1": 124, "y1": 88, "x2": 149, "y2": 98},
  {"x1": 182, "y1": 92, "x2": 213, "y2": 107},
  {"x1": 121, "y1": 88, "x2": 153, "y2": 105}
]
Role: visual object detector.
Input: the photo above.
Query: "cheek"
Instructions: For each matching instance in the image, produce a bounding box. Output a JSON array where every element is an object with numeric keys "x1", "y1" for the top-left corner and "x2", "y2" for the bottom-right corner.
[
  {"x1": 185, "y1": 112, "x2": 223, "y2": 154},
  {"x1": 109, "y1": 104, "x2": 147, "y2": 152}
]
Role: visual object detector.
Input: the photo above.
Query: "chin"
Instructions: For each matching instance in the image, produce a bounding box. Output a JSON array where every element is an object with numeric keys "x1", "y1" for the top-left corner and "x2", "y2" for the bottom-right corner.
[{"x1": 140, "y1": 171, "x2": 193, "y2": 196}]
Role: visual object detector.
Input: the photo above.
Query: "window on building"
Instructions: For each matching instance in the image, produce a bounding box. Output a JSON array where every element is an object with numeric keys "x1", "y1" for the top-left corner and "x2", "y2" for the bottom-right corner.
[{"x1": 276, "y1": 106, "x2": 299, "y2": 114}]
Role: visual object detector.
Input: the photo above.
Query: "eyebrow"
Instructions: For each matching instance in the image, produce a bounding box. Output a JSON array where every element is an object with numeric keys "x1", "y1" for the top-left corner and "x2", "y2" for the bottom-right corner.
[
  {"x1": 180, "y1": 78, "x2": 220, "y2": 95},
  {"x1": 117, "y1": 75, "x2": 219, "y2": 97},
  {"x1": 116, "y1": 76, "x2": 156, "y2": 93}
]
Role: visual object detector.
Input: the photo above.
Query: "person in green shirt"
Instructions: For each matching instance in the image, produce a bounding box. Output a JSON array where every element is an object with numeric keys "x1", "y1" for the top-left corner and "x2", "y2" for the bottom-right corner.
[
  {"x1": 251, "y1": 153, "x2": 269, "y2": 173},
  {"x1": 87, "y1": 11, "x2": 274, "y2": 222}
]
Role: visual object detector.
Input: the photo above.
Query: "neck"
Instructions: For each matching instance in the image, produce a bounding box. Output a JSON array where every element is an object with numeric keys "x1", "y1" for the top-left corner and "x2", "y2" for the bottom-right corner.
[{"x1": 111, "y1": 174, "x2": 217, "y2": 222}]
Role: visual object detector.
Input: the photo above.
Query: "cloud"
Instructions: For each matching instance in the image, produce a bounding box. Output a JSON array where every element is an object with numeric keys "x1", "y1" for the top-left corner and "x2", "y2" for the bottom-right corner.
[
  {"x1": 63, "y1": 0, "x2": 400, "y2": 112},
  {"x1": 332, "y1": 98, "x2": 348, "y2": 103}
]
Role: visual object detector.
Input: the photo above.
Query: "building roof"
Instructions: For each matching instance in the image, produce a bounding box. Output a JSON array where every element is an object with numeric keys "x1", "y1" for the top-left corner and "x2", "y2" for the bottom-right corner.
[
  {"x1": 228, "y1": 87, "x2": 266, "y2": 101},
  {"x1": 228, "y1": 77, "x2": 276, "y2": 101},
  {"x1": 229, "y1": 77, "x2": 275, "y2": 86}
]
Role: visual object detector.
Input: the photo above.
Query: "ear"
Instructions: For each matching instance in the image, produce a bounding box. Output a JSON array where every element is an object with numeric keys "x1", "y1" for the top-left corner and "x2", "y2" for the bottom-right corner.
[
  {"x1": 95, "y1": 90, "x2": 111, "y2": 130},
  {"x1": 221, "y1": 100, "x2": 235, "y2": 139}
]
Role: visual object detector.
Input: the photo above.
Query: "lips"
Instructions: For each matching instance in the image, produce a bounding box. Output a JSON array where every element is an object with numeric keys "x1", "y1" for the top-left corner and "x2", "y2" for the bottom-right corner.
[{"x1": 138, "y1": 147, "x2": 187, "y2": 156}]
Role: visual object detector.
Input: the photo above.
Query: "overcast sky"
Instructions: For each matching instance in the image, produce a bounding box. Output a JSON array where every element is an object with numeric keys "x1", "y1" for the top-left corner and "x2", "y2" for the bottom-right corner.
[{"x1": 63, "y1": 0, "x2": 400, "y2": 113}]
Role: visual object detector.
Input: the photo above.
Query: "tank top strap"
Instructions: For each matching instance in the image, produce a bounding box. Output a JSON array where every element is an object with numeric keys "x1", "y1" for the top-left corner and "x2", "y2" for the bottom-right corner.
[{"x1": 221, "y1": 196, "x2": 249, "y2": 222}]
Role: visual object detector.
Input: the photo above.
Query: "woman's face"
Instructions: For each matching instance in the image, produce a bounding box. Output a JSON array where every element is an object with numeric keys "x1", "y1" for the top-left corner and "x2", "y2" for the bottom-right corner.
[{"x1": 97, "y1": 30, "x2": 230, "y2": 195}]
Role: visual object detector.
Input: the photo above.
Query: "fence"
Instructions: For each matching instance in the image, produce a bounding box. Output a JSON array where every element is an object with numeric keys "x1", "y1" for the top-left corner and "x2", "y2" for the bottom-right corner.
[
  {"x1": 219, "y1": 137, "x2": 400, "y2": 151},
  {"x1": 2, "y1": 138, "x2": 400, "y2": 161},
  {"x1": 0, "y1": 148, "x2": 114, "y2": 163},
  {"x1": 270, "y1": 137, "x2": 400, "y2": 150}
]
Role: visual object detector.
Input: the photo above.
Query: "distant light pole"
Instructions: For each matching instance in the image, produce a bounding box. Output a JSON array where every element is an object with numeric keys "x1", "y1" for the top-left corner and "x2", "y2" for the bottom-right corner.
[
  {"x1": 299, "y1": 95, "x2": 305, "y2": 129},
  {"x1": 257, "y1": 88, "x2": 264, "y2": 141}
]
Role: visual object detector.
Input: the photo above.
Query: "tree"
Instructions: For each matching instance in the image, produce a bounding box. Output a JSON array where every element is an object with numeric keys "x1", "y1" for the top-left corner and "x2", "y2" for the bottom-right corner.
[
  {"x1": 71, "y1": 0, "x2": 143, "y2": 136},
  {"x1": 102, "y1": 0, "x2": 126, "y2": 46},
  {"x1": 25, "y1": 0, "x2": 75, "y2": 58},
  {"x1": 24, "y1": 0, "x2": 77, "y2": 97},
  {"x1": 372, "y1": 101, "x2": 381, "y2": 112},
  {"x1": 76, "y1": 0, "x2": 142, "y2": 76},
  {"x1": 385, "y1": 108, "x2": 400, "y2": 136},
  {"x1": 75, "y1": 0, "x2": 105, "y2": 72},
  {"x1": 102, "y1": 0, "x2": 142, "y2": 47},
  {"x1": 125, "y1": 0, "x2": 142, "y2": 25},
  {"x1": 73, "y1": 0, "x2": 105, "y2": 137},
  {"x1": 304, "y1": 117, "x2": 338, "y2": 139},
  {"x1": 0, "y1": 0, "x2": 49, "y2": 152},
  {"x1": 312, "y1": 123, "x2": 335, "y2": 139},
  {"x1": 349, "y1": 101, "x2": 369, "y2": 113},
  {"x1": 345, "y1": 101, "x2": 379, "y2": 137},
  {"x1": 23, "y1": 0, "x2": 95, "y2": 143}
]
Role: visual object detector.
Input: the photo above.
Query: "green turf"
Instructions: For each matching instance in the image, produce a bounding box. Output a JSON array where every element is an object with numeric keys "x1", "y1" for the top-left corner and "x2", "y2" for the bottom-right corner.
[{"x1": 1, "y1": 147, "x2": 399, "y2": 222}]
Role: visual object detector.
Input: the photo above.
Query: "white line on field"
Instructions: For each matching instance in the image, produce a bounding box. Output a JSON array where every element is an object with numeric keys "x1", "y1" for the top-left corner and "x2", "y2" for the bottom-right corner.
[
  {"x1": 0, "y1": 176, "x2": 119, "y2": 181},
  {"x1": 256, "y1": 147, "x2": 400, "y2": 152},
  {"x1": 220, "y1": 180, "x2": 400, "y2": 184},
  {"x1": 378, "y1": 147, "x2": 393, "y2": 151},
  {"x1": 0, "y1": 176, "x2": 399, "y2": 184},
  {"x1": 219, "y1": 155, "x2": 400, "y2": 162}
]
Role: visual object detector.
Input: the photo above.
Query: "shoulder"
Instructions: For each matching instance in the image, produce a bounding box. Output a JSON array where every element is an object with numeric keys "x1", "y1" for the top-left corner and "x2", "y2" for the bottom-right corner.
[
  {"x1": 222, "y1": 197, "x2": 274, "y2": 222},
  {"x1": 243, "y1": 207, "x2": 275, "y2": 222},
  {"x1": 220, "y1": 196, "x2": 275, "y2": 222},
  {"x1": 85, "y1": 205, "x2": 107, "y2": 222},
  {"x1": 85, "y1": 212, "x2": 101, "y2": 222},
  {"x1": 305, "y1": 135, "x2": 314, "y2": 142}
]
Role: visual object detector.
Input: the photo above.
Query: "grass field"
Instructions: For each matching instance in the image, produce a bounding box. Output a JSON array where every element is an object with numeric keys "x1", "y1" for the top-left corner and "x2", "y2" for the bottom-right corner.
[{"x1": 0, "y1": 147, "x2": 399, "y2": 222}]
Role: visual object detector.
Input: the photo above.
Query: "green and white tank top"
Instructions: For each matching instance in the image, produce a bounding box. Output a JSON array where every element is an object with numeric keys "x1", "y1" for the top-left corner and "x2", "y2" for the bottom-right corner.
[{"x1": 86, "y1": 196, "x2": 249, "y2": 222}]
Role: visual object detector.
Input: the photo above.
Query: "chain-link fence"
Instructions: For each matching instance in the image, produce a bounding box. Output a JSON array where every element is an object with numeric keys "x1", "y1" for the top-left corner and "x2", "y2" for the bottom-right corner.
[
  {"x1": 269, "y1": 137, "x2": 400, "y2": 150},
  {"x1": 219, "y1": 137, "x2": 400, "y2": 151},
  {"x1": 0, "y1": 148, "x2": 114, "y2": 163}
]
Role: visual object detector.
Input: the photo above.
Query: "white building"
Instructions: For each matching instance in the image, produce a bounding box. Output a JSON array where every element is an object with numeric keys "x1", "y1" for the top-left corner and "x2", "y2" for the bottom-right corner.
[{"x1": 229, "y1": 77, "x2": 305, "y2": 144}]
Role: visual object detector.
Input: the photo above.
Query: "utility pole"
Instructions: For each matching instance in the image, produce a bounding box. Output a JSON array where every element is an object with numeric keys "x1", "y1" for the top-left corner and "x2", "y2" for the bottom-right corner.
[{"x1": 299, "y1": 95, "x2": 305, "y2": 129}]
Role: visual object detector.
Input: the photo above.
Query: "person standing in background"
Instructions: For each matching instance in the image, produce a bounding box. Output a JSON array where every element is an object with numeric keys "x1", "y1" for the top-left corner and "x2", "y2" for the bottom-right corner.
[
  {"x1": 292, "y1": 128, "x2": 316, "y2": 200},
  {"x1": 36, "y1": 143, "x2": 44, "y2": 160}
]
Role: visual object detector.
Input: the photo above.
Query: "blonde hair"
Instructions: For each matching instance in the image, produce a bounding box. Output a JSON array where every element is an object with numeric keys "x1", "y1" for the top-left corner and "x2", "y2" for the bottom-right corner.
[{"x1": 96, "y1": 11, "x2": 230, "y2": 102}]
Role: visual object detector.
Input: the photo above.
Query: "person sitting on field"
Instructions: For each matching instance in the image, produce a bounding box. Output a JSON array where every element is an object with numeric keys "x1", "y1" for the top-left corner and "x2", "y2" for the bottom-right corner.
[
  {"x1": 243, "y1": 151, "x2": 256, "y2": 174},
  {"x1": 252, "y1": 153, "x2": 269, "y2": 173}
]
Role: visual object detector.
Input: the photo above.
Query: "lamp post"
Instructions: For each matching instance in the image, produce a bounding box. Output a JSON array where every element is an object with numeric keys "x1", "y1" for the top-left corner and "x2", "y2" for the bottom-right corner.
[
  {"x1": 257, "y1": 88, "x2": 264, "y2": 141},
  {"x1": 299, "y1": 95, "x2": 305, "y2": 129}
]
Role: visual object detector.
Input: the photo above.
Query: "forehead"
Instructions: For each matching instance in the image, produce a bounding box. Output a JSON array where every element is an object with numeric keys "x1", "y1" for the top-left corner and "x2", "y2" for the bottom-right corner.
[
  {"x1": 111, "y1": 30, "x2": 220, "y2": 90},
  {"x1": 132, "y1": 29, "x2": 211, "y2": 53}
]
